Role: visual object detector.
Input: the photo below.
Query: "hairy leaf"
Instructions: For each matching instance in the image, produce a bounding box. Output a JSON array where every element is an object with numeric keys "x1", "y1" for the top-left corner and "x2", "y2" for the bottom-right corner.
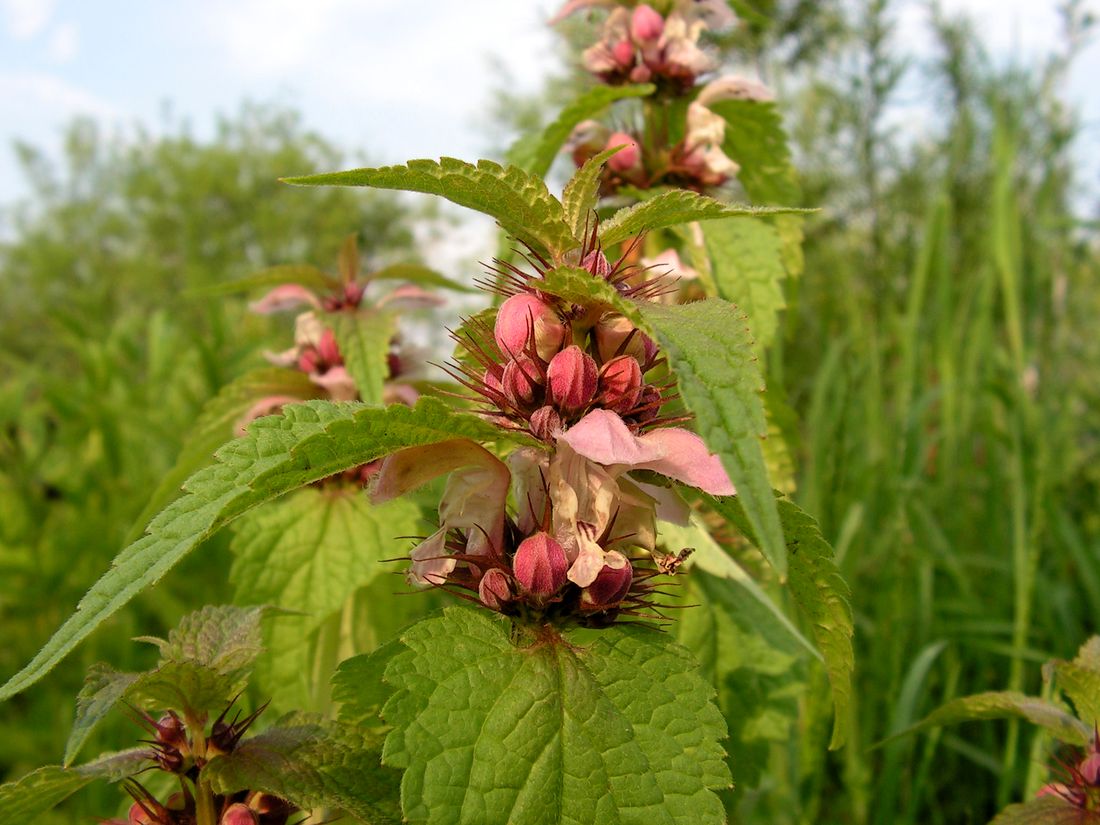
[
  {"x1": 508, "y1": 84, "x2": 654, "y2": 178},
  {"x1": 230, "y1": 489, "x2": 423, "y2": 712},
  {"x1": 904, "y1": 691, "x2": 1089, "y2": 746},
  {"x1": 205, "y1": 713, "x2": 402, "y2": 824},
  {"x1": 1049, "y1": 637, "x2": 1100, "y2": 729},
  {"x1": 284, "y1": 158, "x2": 577, "y2": 260},
  {"x1": 562, "y1": 147, "x2": 624, "y2": 240},
  {"x1": 381, "y1": 607, "x2": 730, "y2": 825},
  {"x1": 988, "y1": 797, "x2": 1085, "y2": 824},
  {"x1": 0, "y1": 399, "x2": 517, "y2": 701},
  {"x1": 124, "y1": 367, "x2": 321, "y2": 544},
  {"x1": 598, "y1": 189, "x2": 805, "y2": 248},
  {"x1": 706, "y1": 495, "x2": 853, "y2": 749},
  {"x1": 330, "y1": 309, "x2": 396, "y2": 406},
  {"x1": 65, "y1": 664, "x2": 138, "y2": 765}
]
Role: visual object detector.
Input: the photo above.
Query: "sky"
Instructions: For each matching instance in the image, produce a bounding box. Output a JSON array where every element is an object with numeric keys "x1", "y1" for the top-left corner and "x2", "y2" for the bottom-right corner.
[{"x1": 1, "y1": 0, "x2": 1098, "y2": 209}]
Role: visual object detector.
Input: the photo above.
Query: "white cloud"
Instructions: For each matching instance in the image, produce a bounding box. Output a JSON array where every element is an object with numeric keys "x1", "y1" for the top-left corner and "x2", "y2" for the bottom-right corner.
[
  {"x1": 47, "y1": 20, "x2": 78, "y2": 62},
  {"x1": 0, "y1": 0, "x2": 54, "y2": 39},
  {"x1": 0, "y1": 71, "x2": 118, "y2": 121}
]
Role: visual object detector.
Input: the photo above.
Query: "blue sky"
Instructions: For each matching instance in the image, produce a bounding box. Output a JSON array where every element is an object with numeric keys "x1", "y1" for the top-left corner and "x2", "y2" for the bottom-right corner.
[{"x1": 1, "y1": 0, "x2": 1098, "y2": 207}]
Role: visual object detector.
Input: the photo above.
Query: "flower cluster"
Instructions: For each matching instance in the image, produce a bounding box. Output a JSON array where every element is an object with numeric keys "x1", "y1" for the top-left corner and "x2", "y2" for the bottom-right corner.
[
  {"x1": 110, "y1": 701, "x2": 295, "y2": 825},
  {"x1": 377, "y1": 234, "x2": 733, "y2": 626},
  {"x1": 1036, "y1": 734, "x2": 1100, "y2": 813}
]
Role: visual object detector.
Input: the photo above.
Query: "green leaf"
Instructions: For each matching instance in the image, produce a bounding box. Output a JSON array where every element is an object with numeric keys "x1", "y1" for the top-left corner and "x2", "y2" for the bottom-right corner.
[
  {"x1": 370, "y1": 263, "x2": 477, "y2": 293},
  {"x1": 636, "y1": 300, "x2": 785, "y2": 577},
  {"x1": 1049, "y1": 636, "x2": 1100, "y2": 728},
  {"x1": 708, "y1": 99, "x2": 804, "y2": 278},
  {"x1": 538, "y1": 266, "x2": 638, "y2": 317},
  {"x1": 186, "y1": 264, "x2": 337, "y2": 298},
  {"x1": 0, "y1": 399, "x2": 520, "y2": 702},
  {"x1": 507, "y1": 84, "x2": 655, "y2": 178},
  {"x1": 330, "y1": 309, "x2": 396, "y2": 406},
  {"x1": 65, "y1": 664, "x2": 138, "y2": 765},
  {"x1": 284, "y1": 158, "x2": 577, "y2": 261},
  {"x1": 706, "y1": 495, "x2": 854, "y2": 749},
  {"x1": 562, "y1": 147, "x2": 624, "y2": 240},
  {"x1": 124, "y1": 367, "x2": 321, "y2": 545},
  {"x1": 598, "y1": 189, "x2": 807, "y2": 248},
  {"x1": 988, "y1": 797, "x2": 1084, "y2": 824},
  {"x1": 700, "y1": 218, "x2": 787, "y2": 350},
  {"x1": 230, "y1": 489, "x2": 423, "y2": 712},
  {"x1": 204, "y1": 713, "x2": 402, "y2": 824},
  {"x1": 903, "y1": 691, "x2": 1090, "y2": 746},
  {"x1": 381, "y1": 606, "x2": 730, "y2": 825}
]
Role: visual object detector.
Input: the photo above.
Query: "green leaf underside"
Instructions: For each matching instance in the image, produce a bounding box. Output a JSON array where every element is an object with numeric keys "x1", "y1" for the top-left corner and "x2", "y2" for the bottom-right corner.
[
  {"x1": 0, "y1": 398, "x2": 518, "y2": 702},
  {"x1": 562, "y1": 147, "x2": 626, "y2": 240},
  {"x1": 370, "y1": 263, "x2": 477, "y2": 293},
  {"x1": 598, "y1": 189, "x2": 808, "y2": 248},
  {"x1": 124, "y1": 367, "x2": 321, "y2": 545},
  {"x1": 229, "y1": 489, "x2": 423, "y2": 712},
  {"x1": 905, "y1": 691, "x2": 1090, "y2": 746},
  {"x1": 988, "y1": 797, "x2": 1085, "y2": 824},
  {"x1": 381, "y1": 607, "x2": 730, "y2": 825},
  {"x1": 706, "y1": 495, "x2": 853, "y2": 749},
  {"x1": 188, "y1": 264, "x2": 337, "y2": 298},
  {"x1": 283, "y1": 158, "x2": 577, "y2": 260},
  {"x1": 329, "y1": 309, "x2": 396, "y2": 406},
  {"x1": 1050, "y1": 637, "x2": 1100, "y2": 729},
  {"x1": 205, "y1": 713, "x2": 402, "y2": 825},
  {"x1": 66, "y1": 606, "x2": 267, "y2": 763},
  {"x1": 508, "y1": 84, "x2": 655, "y2": 179},
  {"x1": 0, "y1": 750, "x2": 149, "y2": 825},
  {"x1": 635, "y1": 300, "x2": 785, "y2": 578},
  {"x1": 701, "y1": 218, "x2": 787, "y2": 351}
]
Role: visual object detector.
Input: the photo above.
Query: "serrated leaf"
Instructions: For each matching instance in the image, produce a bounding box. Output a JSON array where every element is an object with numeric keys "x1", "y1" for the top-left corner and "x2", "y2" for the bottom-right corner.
[
  {"x1": 187, "y1": 264, "x2": 337, "y2": 298},
  {"x1": 538, "y1": 266, "x2": 638, "y2": 317},
  {"x1": 508, "y1": 84, "x2": 654, "y2": 178},
  {"x1": 904, "y1": 691, "x2": 1089, "y2": 746},
  {"x1": 987, "y1": 797, "x2": 1085, "y2": 824},
  {"x1": 330, "y1": 309, "x2": 396, "y2": 406},
  {"x1": 0, "y1": 399, "x2": 520, "y2": 702},
  {"x1": 124, "y1": 367, "x2": 322, "y2": 544},
  {"x1": 333, "y1": 637, "x2": 405, "y2": 727},
  {"x1": 370, "y1": 263, "x2": 477, "y2": 293},
  {"x1": 701, "y1": 218, "x2": 787, "y2": 350},
  {"x1": 598, "y1": 189, "x2": 806, "y2": 248},
  {"x1": 636, "y1": 300, "x2": 785, "y2": 578},
  {"x1": 65, "y1": 664, "x2": 138, "y2": 765},
  {"x1": 706, "y1": 495, "x2": 853, "y2": 749},
  {"x1": 204, "y1": 713, "x2": 402, "y2": 824},
  {"x1": 284, "y1": 158, "x2": 577, "y2": 260},
  {"x1": 1050, "y1": 637, "x2": 1100, "y2": 728},
  {"x1": 562, "y1": 147, "x2": 624, "y2": 240},
  {"x1": 229, "y1": 489, "x2": 423, "y2": 712},
  {"x1": 381, "y1": 606, "x2": 730, "y2": 825},
  {"x1": 155, "y1": 604, "x2": 268, "y2": 668}
]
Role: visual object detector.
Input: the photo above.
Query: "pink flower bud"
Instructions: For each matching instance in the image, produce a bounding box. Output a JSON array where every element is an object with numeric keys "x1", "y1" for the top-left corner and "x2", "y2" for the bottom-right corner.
[
  {"x1": 298, "y1": 348, "x2": 321, "y2": 374},
  {"x1": 220, "y1": 803, "x2": 259, "y2": 825},
  {"x1": 513, "y1": 532, "x2": 568, "y2": 599},
  {"x1": 581, "y1": 249, "x2": 612, "y2": 278},
  {"x1": 502, "y1": 356, "x2": 544, "y2": 409},
  {"x1": 606, "y1": 132, "x2": 641, "y2": 172},
  {"x1": 630, "y1": 64, "x2": 654, "y2": 83},
  {"x1": 1081, "y1": 752, "x2": 1100, "y2": 785},
  {"x1": 128, "y1": 803, "x2": 154, "y2": 825},
  {"x1": 478, "y1": 568, "x2": 513, "y2": 610},
  {"x1": 594, "y1": 313, "x2": 658, "y2": 365},
  {"x1": 482, "y1": 366, "x2": 505, "y2": 399},
  {"x1": 598, "y1": 355, "x2": 643, "y2": 413},
  {"x1": 317, "y1": 328, "x2": 342, "y2": 365},
  {"x1": 494, "y1": 293, "x2": 567, "y2": 361},
  {"x1": 611, "y1": 38, "x2": 635, "y2": 69},
  {"x1": 582, "y1": 554, "x2": 633, "y2": 609},
  {"x1": 547, "y1": 346, "x2": 598, "y2": 416},
  {"x1": 633, "y1": 385, "x2": 662, "y2": 423},
  {"x1": 631, "y1": 4, "x2": 664, "y2": 43},
  {"x1": 530, "y1": 405, "x2": 563, "y2": 440}
]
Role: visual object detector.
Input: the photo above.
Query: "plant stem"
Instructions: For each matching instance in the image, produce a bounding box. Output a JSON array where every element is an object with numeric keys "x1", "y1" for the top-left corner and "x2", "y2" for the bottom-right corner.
[{"x1": 195, "y1": 778, "x2": 218, "y2": 825}]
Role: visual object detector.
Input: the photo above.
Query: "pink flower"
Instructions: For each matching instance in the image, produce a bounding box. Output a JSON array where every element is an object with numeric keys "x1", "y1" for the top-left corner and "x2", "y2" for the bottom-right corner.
[
  {"x1": 249, "y1": 284, "x2": 322, "y2": 314},
  {"x1": 631, "y1": 5, "x2": 664, "y2": 43},
  {"x1": 606, "y1": 131, "x2": 642, "y2": 172},
  {"x1": 559, "y1": 408, "x2": 735, "y2": 495}
]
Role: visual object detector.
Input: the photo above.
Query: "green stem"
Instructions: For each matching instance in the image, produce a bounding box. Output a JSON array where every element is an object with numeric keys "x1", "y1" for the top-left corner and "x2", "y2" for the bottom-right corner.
[{"x1": 195, "y1": 778, "x2": 218, "y2": 825}]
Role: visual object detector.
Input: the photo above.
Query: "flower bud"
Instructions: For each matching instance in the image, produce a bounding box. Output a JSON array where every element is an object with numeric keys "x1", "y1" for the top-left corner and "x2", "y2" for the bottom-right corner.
[
  {"x1": 631, "y1": 5, "x2": 664, "y2": 43},
  {"x1": 297, "y1": 348, "x2": 321, "y2": 374},
  {"x1": 154, "y1": 711, "x2": 186, "y2": 748},
  {"x1": 478, "y1": 568, "x2": 513, "y2": 611},
  {"x1": 633, "y1": 385, "x2": 662, "y2": 423},
  {"x1": 529, "y1": 405, "x2": 563, "y2": 440},
  {"x1": 581, "y1": 553, "x2": 633, "y2": 609},
  {"x1": 317, "y1": 328, "x2": 342, "y2": 365},
  {"x1": 220, "y1": 803, "x2": 259, "y2": 825},
  {"x1": 513, "y1": 532, "x2": 569, "y2": 599},
  {"x1": 594, "y1": 313, "x2": 658, "y2": 365},
  {"x1": 611, "y1": 38, "x2": 635, "y2": 69},
  {"x1": 598, "y1": 355, "x2": 643, "y2": 413},
  {"x1": 547, "y1": 346, "x2": 598, "y2": 416},
  {"x1": 494, "y1": 293, "x2": 566, "y2": 361},
  {"x1": 128, "y1": 802, "x2": 155, "y2": 825},
  {"x1": 606, "y1": 132, "x2": 641, "y2": 173},
  {"x1": 581, "y1": 249, "x2": 612, "y2": 279},
  {"x1": 1081, "y1": 752, "x2": 1100, "y2": 785},
  {"x1": 502, "y1": 356, "x2": 544, "y2": 409}
]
